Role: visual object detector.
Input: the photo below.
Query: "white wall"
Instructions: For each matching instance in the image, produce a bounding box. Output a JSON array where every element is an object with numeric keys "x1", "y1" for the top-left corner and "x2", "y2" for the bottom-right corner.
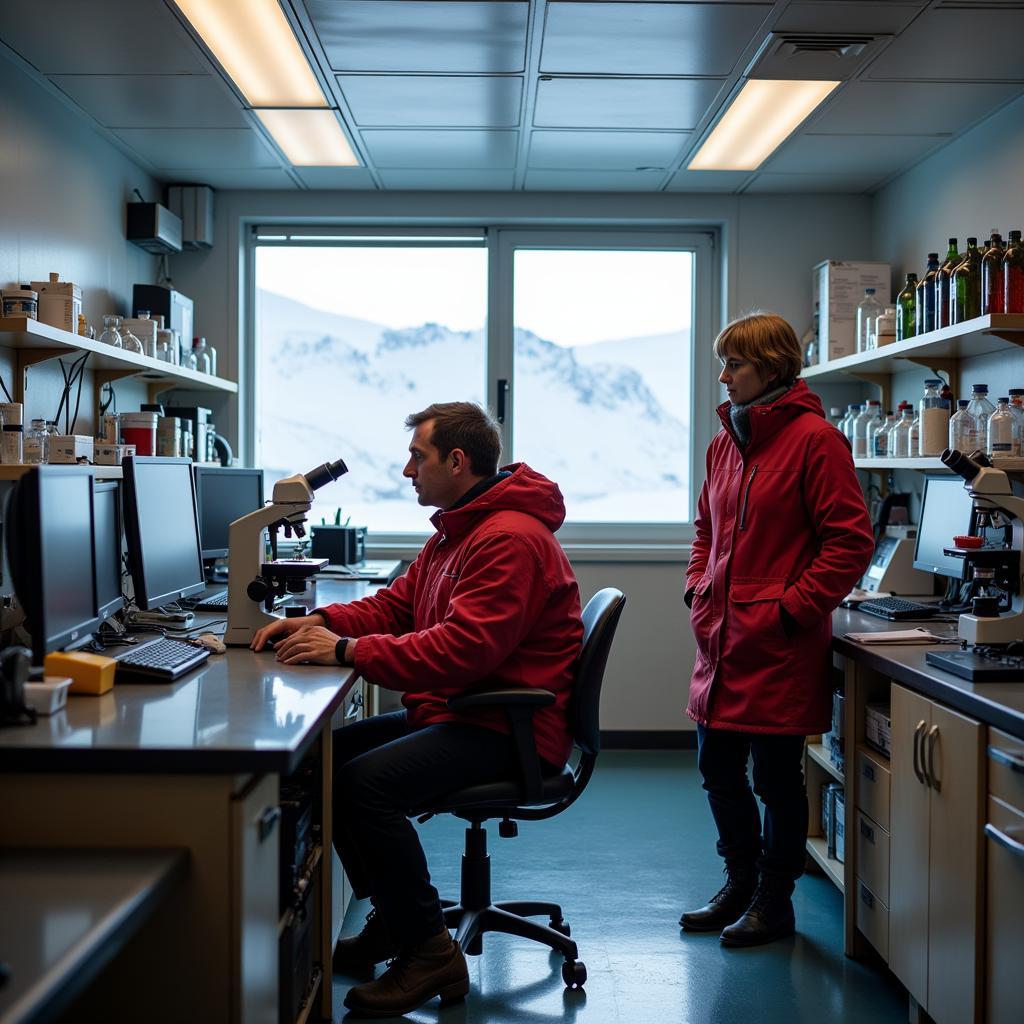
[{"x1": 0, "y1": 52, "x2": 158, "y2": 434}]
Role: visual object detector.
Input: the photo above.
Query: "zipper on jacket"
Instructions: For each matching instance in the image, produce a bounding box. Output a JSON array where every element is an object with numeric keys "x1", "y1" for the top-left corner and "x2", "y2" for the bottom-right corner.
[{"x1": 738, "y1": 464, "x2": 758, "y2": 530}]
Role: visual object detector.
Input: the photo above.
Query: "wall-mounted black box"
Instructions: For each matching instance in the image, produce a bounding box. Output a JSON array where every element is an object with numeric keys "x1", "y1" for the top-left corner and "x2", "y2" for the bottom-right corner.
[
  {"x1": 126, "y1": 202, "x2": 182, "y2": 254},
  {"x1": 310, "y1": 525, "x2": 366, "y2": 566}
]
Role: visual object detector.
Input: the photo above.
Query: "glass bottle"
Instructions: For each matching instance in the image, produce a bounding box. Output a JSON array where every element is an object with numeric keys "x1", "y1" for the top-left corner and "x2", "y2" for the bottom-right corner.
[
  {"x1": 966, "y1": 383, "x2": 996, "y2": 452},
  {"x1": 951, "y1": 237, "x2": 983, "y2": 323},
  {"x1": 829, "y1": 406, "x2": 844, "y2": 429},
  {"x1": 841, "y1": 404, "x2": 861, "y2": 443},
  {"x1": 982, "y1": 232, "x2": 1006, "y2": 316},
  {"x1": 856, "y1": 289, "x2": 883, "y2": 353},
  {"x1": 892, "y1": 407, "x2": 915, "y2": 458},
  {"x1": 853, "y1": 400, "x2": 882, "y2": 458},
  {"x1": 23, "y1": 418, "x2": 48, "y2": 464},
  {"x1": 897, "y1": 274, "x2": 918, "y2": 341},
  {"x1": 949, "y1": 399, "x2": 976, "y2": 453},
  {"x1": 936, "y1": 238, "x2": 960, "y2": 329},
  {"x1": 918, "y1": 378, "x2": 949, "y2": 457},
  {"x1": 939, "y1": 379, "x2": 954, "y2": 412},
  {"x1": 1004, "y1": 229, "x2": 1024, "y2": 314},
  {"x1": 917, "y1": 253, "x2": 941, "y2": 335},
  {"x1": 886, "y1": 403, "x2": 907, "y2": 457},
  {"x1": 987, "y1": 396, "x2": 1016, "y2": 457},
  {"x1": 97, "y1": 315, "x2": 122, "y2": 348},
  {"x1": 182, "y1": 337, "x2": 199, "y2": 371},
  {"x1": 192, "y1": 337, "x2": 212, "y2": 374},
  {"x1": 206, "y1": 340, "x2": 217, "y2": 377},
  {"x1": 802, "y1": 303, "x2": 820, "y2": 367},
  {"x1": 156, "y1": 328, "x2": 177, "y2": 364},
  {"x1": 1008, "y1": 388, "x2": 1024, "y2": 455},
  {"x1": 870, "y1": 411, "x2": 896, "y2": 458},
  {"x1": 121, "y1": 322, "x2": 145, "y2": 355}
]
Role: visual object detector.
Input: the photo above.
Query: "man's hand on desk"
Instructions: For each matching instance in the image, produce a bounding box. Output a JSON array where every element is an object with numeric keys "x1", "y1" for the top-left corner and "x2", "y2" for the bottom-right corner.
[
  {"x1": 250, "y1": 612, "x2": 327, "y2": 652},
  {"x1": 273, "y1": 625, "x2": 354, "y2": 666}
]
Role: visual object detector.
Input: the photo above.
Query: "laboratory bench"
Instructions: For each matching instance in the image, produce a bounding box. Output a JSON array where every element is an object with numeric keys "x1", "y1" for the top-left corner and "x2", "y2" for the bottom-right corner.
[
  {"x1": 808, "y1": 607, "x2": 1024, "y2": 1024},
  {"x1": 0, "y1": 577, "x2": 381, "y2": 1024}
]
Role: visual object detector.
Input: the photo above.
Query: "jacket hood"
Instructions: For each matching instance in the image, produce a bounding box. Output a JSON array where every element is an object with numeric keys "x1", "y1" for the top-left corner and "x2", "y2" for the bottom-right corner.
[
  {"x1": 716, "y1": 378, "x2": 826, "y2": 450},
  {"x1": 431, "y1": 462, "x2": 567, "y2": 538}
]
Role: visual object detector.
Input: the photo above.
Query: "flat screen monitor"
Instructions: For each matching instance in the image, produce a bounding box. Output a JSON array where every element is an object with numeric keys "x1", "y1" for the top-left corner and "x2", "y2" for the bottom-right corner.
[
  {"x1": 4, "y1": 466, "x2": 100, "y2": 665},
  {"x1": 92, "y1": 481, "x2": 125, "y2": 620},
  {"x1": 193, "y1": 466, "x2": 264, "y2": 560},
  {"x1": 913, "y1": 474, "x2": 977, "y2": 580},
  {"x1": 121, "y1": 457, "x2": 205, "y2": 610}
]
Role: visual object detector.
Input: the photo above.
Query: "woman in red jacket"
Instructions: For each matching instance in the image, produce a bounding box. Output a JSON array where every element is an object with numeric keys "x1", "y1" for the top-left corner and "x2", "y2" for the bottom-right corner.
[{"x1": 680, "y1": 312, "x2": 874, "y2": 946}]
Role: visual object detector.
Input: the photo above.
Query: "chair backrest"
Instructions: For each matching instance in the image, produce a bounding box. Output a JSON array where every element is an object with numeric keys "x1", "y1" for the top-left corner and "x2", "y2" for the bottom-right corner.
[{"x1": 570, "y1": 588, "x2": 626, "y2": 757}]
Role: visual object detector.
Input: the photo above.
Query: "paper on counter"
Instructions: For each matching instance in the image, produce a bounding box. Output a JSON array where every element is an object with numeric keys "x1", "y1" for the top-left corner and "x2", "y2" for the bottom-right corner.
[{"x1": 843, "y1": 628, "x2": 948, "y2": 645}]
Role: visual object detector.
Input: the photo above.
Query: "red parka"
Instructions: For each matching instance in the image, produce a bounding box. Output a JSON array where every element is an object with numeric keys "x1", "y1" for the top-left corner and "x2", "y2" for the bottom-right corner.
[
  {"x1": 318, "y1": 463, "x2": 583, "y2": 768},
  {"x1": 686, "y1": 380, "x2": 874, "y2": 735}
]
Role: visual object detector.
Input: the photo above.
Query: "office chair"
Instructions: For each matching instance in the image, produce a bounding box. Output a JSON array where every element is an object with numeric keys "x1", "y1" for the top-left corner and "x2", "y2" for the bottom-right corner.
[{"x1": 414, "y1": 587, "x2": 626, "y2": 990}]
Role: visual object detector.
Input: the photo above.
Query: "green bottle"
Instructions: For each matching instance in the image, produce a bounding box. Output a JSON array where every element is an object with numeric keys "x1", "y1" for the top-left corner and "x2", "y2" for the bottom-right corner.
[
  {"x1": 952, "y1": 237, "x2": 982, "y2": 323},
  {"x1": 936, "y1": 237, "x2": 960, "y2": 329},
  {"x1": 897, "y1": 273, "x2": 918, "y2": 342}
]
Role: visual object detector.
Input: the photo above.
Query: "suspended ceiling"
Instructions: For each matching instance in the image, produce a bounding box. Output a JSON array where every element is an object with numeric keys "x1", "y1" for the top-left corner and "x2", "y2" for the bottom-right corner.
[{"x1": 1, "y1": 0, "x2": 1023, "y2": 194}]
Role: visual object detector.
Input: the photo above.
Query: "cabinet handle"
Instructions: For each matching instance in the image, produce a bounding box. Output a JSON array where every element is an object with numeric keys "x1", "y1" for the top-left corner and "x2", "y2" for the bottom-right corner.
[
  {"x1": 925, "y1": 725, "x2": 940, "y2": 792},
  {"x1": 988, "y1": 745, "x2": 1024, "y2": 773},
  {"x1": 985, "y1": 823, "x2": 1024, "y2": 858},
  {"x1": 912, "y1": 720, "x2": 927, "y2": 784},
  {"x1": 860, "y1": 818, "x2": 875, "y2": 843},
  {"x1": 257, "y1": 806, "x2": 281, "y2": 842}
]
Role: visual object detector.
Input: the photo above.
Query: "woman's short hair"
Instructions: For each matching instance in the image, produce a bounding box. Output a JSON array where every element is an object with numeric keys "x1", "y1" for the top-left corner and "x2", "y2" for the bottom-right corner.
[
  {"x1": 713, "y1": 312, "x2": 803, "y2": 384},
  {"x1": 405, "y1": 402, "x2": 502, "y2": 476}
]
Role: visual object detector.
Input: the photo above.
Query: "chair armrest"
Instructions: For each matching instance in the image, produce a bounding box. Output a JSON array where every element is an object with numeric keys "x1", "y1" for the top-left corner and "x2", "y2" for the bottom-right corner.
[{"x1": 447, "y1": 687, "x2": 555, "y2": 711}]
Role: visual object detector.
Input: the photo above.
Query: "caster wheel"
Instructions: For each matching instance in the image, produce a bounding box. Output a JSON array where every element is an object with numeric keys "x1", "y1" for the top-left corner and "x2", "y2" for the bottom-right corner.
[
  {"x1": 551, "y1": 919, "x2": 571, "y2": 937},
  {"x1": 562, "y1": 960, "x2": 587, "y2": 989}
]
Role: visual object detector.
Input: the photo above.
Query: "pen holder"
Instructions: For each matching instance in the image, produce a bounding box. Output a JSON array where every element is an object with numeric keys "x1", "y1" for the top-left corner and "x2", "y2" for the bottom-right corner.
[{"x1": 310, "y1": 525, "x2": 366, "y2": 566}]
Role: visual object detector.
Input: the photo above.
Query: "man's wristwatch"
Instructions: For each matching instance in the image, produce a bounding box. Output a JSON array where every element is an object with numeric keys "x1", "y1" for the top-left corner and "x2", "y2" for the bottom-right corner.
[{"x1": 335, "y1": 637, "x2": 354, "y2": 665}]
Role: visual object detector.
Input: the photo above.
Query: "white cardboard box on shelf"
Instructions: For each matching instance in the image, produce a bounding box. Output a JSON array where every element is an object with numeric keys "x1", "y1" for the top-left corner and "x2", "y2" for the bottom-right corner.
[
  {"x1": 29, "y1": 274, "x2": 82, "y2": 334},
  {"x1": 814, "y1": 260, "x2": 891, "y2": 362},
  {"x1": 94, "y1": 442, "x2": 136, "y2": 465},
  {"x1": 49, "y1": 435, "x2": 94, "y2": 464}
]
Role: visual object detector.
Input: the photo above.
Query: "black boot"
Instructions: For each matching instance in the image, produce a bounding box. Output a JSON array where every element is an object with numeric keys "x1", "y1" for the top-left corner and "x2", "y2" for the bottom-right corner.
[
  {"x1": 719, "y1": 875, "x2": 796, "y2": 947},
  {"x1": 333, "y1": 907, "x2": 400, "y2": 975},
  {"x1": 679, "y1": 866, "x2": 757, "y2": 932}
]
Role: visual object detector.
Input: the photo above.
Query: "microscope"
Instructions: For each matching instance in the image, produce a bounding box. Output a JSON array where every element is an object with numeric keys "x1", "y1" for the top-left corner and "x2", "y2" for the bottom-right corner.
[{"x1": 224, "y1": 459, "x2": 347, "y2": 647}]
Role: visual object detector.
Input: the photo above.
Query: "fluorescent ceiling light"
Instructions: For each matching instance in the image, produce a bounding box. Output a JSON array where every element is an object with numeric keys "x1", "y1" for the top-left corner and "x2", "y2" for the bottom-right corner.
[
  {"x1": 688, "y1": 79, "x2": 840, "y2": 171},
  {"x1": 255, "y1": 109, "x2": 359, "y2": 166},
  {"x1": 173, "y1": 0, "x2": 326, "y2": 107}
]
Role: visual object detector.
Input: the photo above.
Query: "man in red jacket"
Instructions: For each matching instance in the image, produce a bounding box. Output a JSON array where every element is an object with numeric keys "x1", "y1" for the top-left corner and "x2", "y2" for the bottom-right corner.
[{"x1": 252, "y1": 401, "x2": 583, "y2": 1018}]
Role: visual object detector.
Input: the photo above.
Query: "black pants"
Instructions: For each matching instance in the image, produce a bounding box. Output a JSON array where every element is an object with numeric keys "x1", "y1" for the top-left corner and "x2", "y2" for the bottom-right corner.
[
  {"x1": 333, "y1": 710, "x2": 520, "y2": 948},
  {"x1": 696, "y1": 724, "x2": 808, "y2": 884}
]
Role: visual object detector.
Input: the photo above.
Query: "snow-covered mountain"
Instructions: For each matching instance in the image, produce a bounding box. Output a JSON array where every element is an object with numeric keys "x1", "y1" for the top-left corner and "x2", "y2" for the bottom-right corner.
[{"x1": 256, "y1": 289, "x2": 689, "y2": 527}]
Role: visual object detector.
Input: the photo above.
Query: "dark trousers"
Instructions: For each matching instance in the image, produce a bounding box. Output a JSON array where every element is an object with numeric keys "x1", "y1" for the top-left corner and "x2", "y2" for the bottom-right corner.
[
  {"x1": 333, "y1": 710, "x2": 520, "y2": 948},
  {"x1": 696, "y1": 724, "x2": 809, "y2": 883}
]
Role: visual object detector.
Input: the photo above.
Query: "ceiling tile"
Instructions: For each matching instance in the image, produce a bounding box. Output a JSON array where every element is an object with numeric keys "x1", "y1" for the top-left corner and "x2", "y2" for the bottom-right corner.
[
  {"x1": 774, "y1": 2, "x2": 924, "y2": 35},
  {"x1": 744, "y1": 172, "x2": 880, "y2": 194},
  {"x1": 0, "y1": 0, "x2": 208, "y2": 73},
  {"x1": 308, "y1": 0, "x2": 529, "y2": 73},
  {"x1": 541, "y1": 2, "x2": 772, "y2": 76},
  {"x1": 812, "y1": 81, "x2": 1024, "y2": 135},
  {"x1": 361, "y1": 130, "x2": 519, "y2": 169},
  {"x1": 157, "y1": 168, "x2": 298, "y2": 190},
  {"x1": 51, "y1": 74, "x2": 248, "y2": 129},
  {"x1": 524, "y1": 169, "x2": 663, "y2": 191},
  {"x1": 534, "y1": 77, "x2": 725, "y2": 130},
  {"x1": 528, "y1": 130, "x2": 688, "y2": 171},
  {"x1": 765, "y1": 133, "x2": 945, "y2": 175},
  {"x1": 666, "y1": 169, "x2": 752, "y2": 192},
  {"x1": 294, "y1": 167, "x2": 378, "y2": 189},
  {"x1": 337, "y1": 75, "x2": 522, "y2": 127},
  {"x1": 112, "y1": 128, "x2": 282, "y2": 169},
  {"x1": 376, "y1": 169, "x2": 516, "y2": 190},
  {"x1": 866, "y1": 7, "x2": 1024, "y2": 81}
]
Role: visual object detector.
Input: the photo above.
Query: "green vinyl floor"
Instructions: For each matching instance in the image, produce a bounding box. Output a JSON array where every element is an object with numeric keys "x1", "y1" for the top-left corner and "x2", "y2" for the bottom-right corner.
[{"x1": 332, "y1": 750, "x2": 908, "y2": 1024}]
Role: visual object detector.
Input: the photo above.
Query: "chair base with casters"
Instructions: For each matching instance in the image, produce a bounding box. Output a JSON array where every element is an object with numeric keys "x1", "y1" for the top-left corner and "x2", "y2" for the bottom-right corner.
[{"x1": 415, "y1": 587, "x2": 626, "y2": 992}]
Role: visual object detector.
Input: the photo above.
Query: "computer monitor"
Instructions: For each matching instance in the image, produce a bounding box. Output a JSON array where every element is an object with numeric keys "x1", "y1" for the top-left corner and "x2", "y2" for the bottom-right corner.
[
  {"x1": 92, "y1": 481, "x2": 125, "y2": 620},
  {"x1": 913, "y1": 474, "x2": 977, "y2": 580},
  {"x1": 4, "y1": 466, "x2": 100, "y2": 666},
  {"x1": 121, "y1": 456, "x2": 206, "y2": 610},
  {"x1": 193, "y1": 466, "x2": 264, "y2": 560}
]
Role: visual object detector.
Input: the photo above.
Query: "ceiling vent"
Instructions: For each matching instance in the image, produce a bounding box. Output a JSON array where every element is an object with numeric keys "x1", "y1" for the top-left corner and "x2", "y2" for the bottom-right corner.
[{"x1": 747, "y1": 32, "x2": 893, "y2": 80}]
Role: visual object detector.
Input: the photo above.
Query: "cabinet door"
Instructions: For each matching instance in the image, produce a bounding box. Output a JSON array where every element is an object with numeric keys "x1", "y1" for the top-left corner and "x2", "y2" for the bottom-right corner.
[
  {"x1": 888, "y1": 684, "x2": 931, "y2": 1008},
  {"x1": 986, "y1": 795, "x2": 1024, "y2": 1024},
  {"x1": 927, "y1": 701, "x2": 983, "y2": 1024}
]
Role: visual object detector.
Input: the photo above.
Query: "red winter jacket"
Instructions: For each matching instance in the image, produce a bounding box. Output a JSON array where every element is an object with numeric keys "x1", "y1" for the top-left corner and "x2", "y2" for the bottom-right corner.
[
  {"x1": 686, "y1": 380, "x2": 874, "y2": 735},
  {"x1": 318, "y1": 463, "x2": 583, "y2": 768}
]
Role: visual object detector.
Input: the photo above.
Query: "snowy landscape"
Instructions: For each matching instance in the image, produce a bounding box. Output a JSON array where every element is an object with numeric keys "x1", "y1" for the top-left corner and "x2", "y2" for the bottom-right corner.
[{"x1": 256, "y1": 288, "x2": 690, "y2": 530}]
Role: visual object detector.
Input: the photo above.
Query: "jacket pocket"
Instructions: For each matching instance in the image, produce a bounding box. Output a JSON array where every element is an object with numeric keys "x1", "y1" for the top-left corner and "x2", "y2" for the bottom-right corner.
[
  {"x1": 728, "y1": 579, "x2": 788, "y2": 651},
  {"x1": 688, "y1": 574, "x2": 714, "y2": 661}
]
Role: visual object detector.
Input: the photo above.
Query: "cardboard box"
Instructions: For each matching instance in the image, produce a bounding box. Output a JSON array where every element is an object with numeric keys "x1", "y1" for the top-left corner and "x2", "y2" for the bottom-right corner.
[
  {"x1": 30, "y1": 273, "x2": 82, "y2": 334},
  {"x1": 49, "y1": 435, "x2": 94, "y2": 464},
  {"x1": 94, "y1": 442, "x2": 136, "y2": 465},
  {"x1": 120, "y1": 317, "x2": 157, "y2": 356},
  {"x1": 865, "y1": 703, "x2": 892, "y2": 758},
  {"x1": 814, "y1": 260, "x2": 891, "y2": 362},
  {"x1": 834, "y1": 788, "x2": 846, "y2": 862}
]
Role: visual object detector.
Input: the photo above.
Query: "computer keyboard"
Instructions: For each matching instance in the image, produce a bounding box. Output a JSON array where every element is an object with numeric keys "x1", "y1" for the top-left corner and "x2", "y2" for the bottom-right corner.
[
  {"x1": 115, "y1": 637, "x2": 211, "y2": 681},
  {"x1": 193, "y1": 590, "x2": 228, "y2": 610},
  {"x1": 857, "y1": 596, "x2": 942, "y2": 621}
]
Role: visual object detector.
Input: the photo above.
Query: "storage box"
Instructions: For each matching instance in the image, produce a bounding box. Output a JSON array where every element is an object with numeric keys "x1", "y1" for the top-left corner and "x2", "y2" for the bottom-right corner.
[
  {"x1": 814, "y1": 260, "x2": 891, "y2": 362},
  {"x1": 119, "y1": 317, "x2": 158, "y2": 356},
  {"x1": 311, "y1": 525, "x2": 367, "y2": 566},
  {"x1": 865, "y1": 703, "x2": 892, "y2": 758},
  {"x1": 94, "y1": 442, "x2": 136, "y2": 465},
  {"x1": 30, "y1": 273, "x2": 82, "y2": 334},
  {"x1": 48, "y1": 435, "x2": 94, "y2": 464},
  {"x1": 834, "y1": 787, "x2": 846, "y2": 862},
  {"x1": 43, "y1": 651, "x2": 116, "y2": 695},
  {"x1": 23, "y1": 676, "x2": 72, "y2": 715}
]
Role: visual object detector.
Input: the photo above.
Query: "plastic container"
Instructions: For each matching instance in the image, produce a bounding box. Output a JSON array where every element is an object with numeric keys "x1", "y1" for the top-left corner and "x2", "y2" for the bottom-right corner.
[
  {"x1": 966, "y1": 384, "x2": 996, "y2": 449},
  {"x1": 157, "y1": 416, "x2": 181, "y2": 458},
  {"x1": 23, "y1": 677, "x2": 72, "y2": 715},
  {"x1": 2, "y1": 287, "x2": 38, "y2": 320},
  {"x1": 949, "y1": 400, "x2": 977, "y2": 453},
  {"x1": 856, "y1": 289, "x2": 883, "y2": 353},
  {"x1": 119, "y1": 412, "x2": 158, "y2": 456},
  {"x1": 918, "y1": 378, "x2": 949, "y2": 457},
  {"x1": 853, "y1": 401, "x2": 882, "y2": 458},
  {"x1": 987, "y1": 397, "x2": 1016, "y2": 456}
]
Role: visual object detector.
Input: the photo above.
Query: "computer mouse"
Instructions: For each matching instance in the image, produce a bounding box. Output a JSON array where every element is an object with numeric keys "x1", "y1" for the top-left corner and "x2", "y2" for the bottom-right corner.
[{"x1": 195, "y1": 633, "x2": 227, "y2": 655}]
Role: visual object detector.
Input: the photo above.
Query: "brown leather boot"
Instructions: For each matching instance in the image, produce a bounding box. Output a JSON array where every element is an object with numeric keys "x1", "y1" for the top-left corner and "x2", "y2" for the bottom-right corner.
[
  {"x1": 343, "y1": 931, "x2": 469, "y2": 1018},
  {"x1": 679, "y1": 866, "x2": 757, "y2": 932},
  {"x1": 720, "y1": 875, "x2": 796, "y2": 947},
  {"x1": 332, "y1": 908, "x2": 399, "y2": 975}
]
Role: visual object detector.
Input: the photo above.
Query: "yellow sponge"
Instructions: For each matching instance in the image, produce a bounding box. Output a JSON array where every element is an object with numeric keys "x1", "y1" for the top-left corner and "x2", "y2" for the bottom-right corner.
[{"x1": 43, "y1": 651, "x2": 117, "y2": 695}]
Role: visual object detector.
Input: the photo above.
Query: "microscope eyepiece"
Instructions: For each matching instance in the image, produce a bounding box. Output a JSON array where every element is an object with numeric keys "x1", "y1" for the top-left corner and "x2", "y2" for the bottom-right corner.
[
  {"x1": 941, "y1": 447, "x2": 981, "y2": 482},
  {"x1": 304, "y1": 459, "x2": 348, "y2": 491}
]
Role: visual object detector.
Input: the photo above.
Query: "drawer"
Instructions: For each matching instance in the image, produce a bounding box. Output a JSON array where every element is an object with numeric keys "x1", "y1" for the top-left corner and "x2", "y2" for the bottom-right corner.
[
  {"x1": 855, "y1": 878, "x2": 889, "y2": 962},
  {"x1": 988, "y1": 727, "x2": 1024, "y2": 811},
  {"x1": 855, "y1": 810, "x2": 890, "y2": 906},
  {"x1": 986, "y1": 795, "x2": 1024, "y2": 1024},
  {"x1": 855, "y1": 745, "x2": 891, "y2": 831}
]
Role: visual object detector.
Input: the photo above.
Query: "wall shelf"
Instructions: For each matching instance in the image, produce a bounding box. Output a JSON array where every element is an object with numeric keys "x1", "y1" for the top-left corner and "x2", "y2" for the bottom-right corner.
[
  {"x1": 808, "y1": 742, "x2": 845, "y2": 782},
  {"x1": 854, "y1": 456, "x2": 1024, "y2": 473},
  {"x1": 807, "y1": 836, "x2": 845, "y2": 893},
  {"x1": 0, "y1": 464, "x2": 122, "y2": 481}
]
